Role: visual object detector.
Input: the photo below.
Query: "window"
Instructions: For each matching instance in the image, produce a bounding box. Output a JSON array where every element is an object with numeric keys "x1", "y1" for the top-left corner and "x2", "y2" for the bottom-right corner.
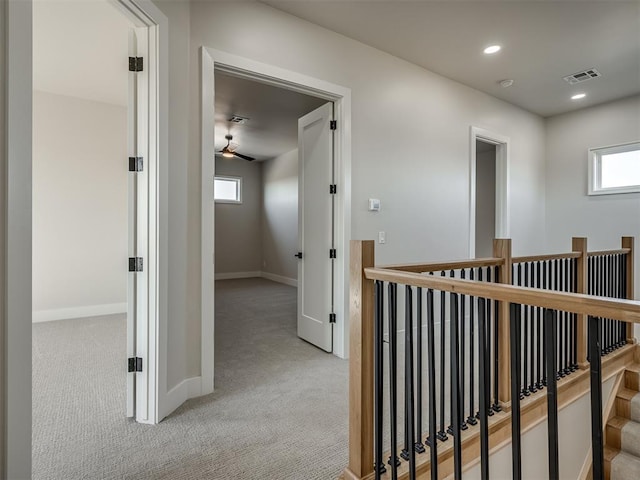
[
  {"x1": 589, "y1": 141, "x2": 640, "y2": 195},
  {"x1": 214, "y1": 176, "x2": 242, "y2": 204}
]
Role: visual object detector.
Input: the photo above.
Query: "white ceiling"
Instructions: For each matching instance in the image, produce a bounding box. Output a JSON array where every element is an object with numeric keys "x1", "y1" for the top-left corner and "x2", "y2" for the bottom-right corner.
[
  {"x1": 33, "y1": 0, "x2": 132, "y2": 106},
  {"x1": 214, "y1": 72, "x2": 326, "y2": 161},
  {"x1": 265, "y1": 0, "x2": 640, "y2": 117}
]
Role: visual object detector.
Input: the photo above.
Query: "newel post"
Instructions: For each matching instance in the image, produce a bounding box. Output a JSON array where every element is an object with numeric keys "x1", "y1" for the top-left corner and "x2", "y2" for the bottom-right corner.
[
  {"x1": 493, "y1": 238, "x2": 512, "y2": 409},
  {"x1": 622, "y1": 236, "x2": 635, "y2": 343},
  {"x1": 344, "y1": 240, "x2": 375, "y2": 480},
  {"x1": 572, "y1": 237, "x2": 589, "y2": 369}
]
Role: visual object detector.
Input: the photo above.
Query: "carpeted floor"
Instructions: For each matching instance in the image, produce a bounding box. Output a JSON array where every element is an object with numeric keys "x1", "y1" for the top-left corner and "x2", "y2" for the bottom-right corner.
[{"x1": 33, "y1": 278, "x2": 349, "y2": 479}]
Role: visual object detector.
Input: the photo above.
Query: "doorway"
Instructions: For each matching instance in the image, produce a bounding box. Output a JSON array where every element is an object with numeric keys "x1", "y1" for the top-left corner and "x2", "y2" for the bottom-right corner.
[
  {"x1": 201, "y1": 48, "x2": 352, "y2": 393},
  {"x1": 212, "y1": 70, "x2": 334, "y2": 352},
  {"x1": 469, "y1": 127, "x2": 510, "y2": 258},
  {"x1": 31, "y1": 0, "x2": 164, "y2": 436}
]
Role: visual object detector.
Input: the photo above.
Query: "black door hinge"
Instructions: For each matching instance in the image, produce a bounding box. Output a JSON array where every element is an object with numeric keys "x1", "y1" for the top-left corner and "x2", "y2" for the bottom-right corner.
[
  {"x1": 329, "y1": 184, "x2": 337, "y2": 194},
  {"x1": 129, "y1": 157, "x2": 143, "y2": 172},
  {"x1": 329, "y1": 249, "x2": 336, "y2": 259},
  {"x1": 329, "y1": 313, "x2": 336, "y2": 324},
  {"x1": 128, "y1": 357, "x2": 143, "y2": 372},
  {"x1": 129, "y1": 57, "x2": 143, "y2": 72},
  {"x1": 129, "y1": 257, "x2": 144, "y2": 272},
  {"x1": 330, "y1": 120, "x2": 337, "y2": 130}
]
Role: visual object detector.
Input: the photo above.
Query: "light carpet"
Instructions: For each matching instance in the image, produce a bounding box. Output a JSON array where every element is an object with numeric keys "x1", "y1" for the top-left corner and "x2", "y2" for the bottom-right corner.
[{"x1": 33, "y1": 278, "x2": 348, "y2": 480}]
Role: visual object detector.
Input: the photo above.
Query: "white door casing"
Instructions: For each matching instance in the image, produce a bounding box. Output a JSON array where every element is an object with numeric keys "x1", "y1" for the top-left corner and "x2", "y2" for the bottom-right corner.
[{"x1": 297, "y1": 102, "x2": 335, "y2": 353}]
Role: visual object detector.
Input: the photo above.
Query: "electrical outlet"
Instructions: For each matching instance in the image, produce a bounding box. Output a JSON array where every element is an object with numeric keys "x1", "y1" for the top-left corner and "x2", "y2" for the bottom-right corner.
[{"x1": 378, "y1": 231, "x2": 386, "y2": 244}]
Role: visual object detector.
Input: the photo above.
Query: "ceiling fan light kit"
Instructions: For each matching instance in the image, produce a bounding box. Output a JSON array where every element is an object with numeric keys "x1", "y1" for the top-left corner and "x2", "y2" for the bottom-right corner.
[{"x1": 218, "y1": 134, "x2": 255, "y2": 161}]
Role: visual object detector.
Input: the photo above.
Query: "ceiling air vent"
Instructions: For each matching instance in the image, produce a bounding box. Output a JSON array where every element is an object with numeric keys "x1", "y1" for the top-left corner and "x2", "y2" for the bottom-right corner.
[
  {"x1": 228, "y1": 115, "x2": 249, "y2": 124},
  {"x1": 563, "y1": 68, "x2": 601, "y2": 85}
]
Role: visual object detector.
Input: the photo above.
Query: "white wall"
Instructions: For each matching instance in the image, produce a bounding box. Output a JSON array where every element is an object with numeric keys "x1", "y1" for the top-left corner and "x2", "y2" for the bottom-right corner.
[
  {"x1": 214, "y1": 157, "x2": 263, "y2": 275},
  {"x1": 475, "y1": 144, "x2": 496, "y2": 258},
  {"x1": 32, "y1": 91, "x2": 128, "y2": 321},
  {"x1": 262, "y1": 148, "x2": 298, "y2": 283},
  {"x1": 545, "y1": 95, "x2": 640, "y2": 339},
  {"x1": 188, "y1": 0, "x2": 547, "y2": 372}
]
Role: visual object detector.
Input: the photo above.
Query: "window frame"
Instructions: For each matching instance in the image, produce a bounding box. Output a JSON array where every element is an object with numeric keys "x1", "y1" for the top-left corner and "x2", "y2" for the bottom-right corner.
[
  {"x1": 588, "y1": 141, "x2": 640, "y2": 196},
  {"x1": 214, "y1": 175, "x2": 243, "y2": 204}
]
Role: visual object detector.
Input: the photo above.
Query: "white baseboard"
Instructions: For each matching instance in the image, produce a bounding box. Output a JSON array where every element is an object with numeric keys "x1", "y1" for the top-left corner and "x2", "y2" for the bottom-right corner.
[
  {"x1": 261, "y1": 271, "x2": 297, "y2": 287},
  {"x1": 32, "y1": 302, "x2": 127, "y2": 323},
  {"x1": 214, "y1": 271, "x2": 261, "y2": 280},
  {"x1": 162, "y1": 376, "x2": 202, "y2": 421}
]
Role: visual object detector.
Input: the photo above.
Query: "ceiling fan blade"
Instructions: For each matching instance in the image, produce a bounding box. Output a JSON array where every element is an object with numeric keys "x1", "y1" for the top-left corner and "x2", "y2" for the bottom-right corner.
[{"x1": 233, "y1": 152, "x2": 255, "y2": 161}]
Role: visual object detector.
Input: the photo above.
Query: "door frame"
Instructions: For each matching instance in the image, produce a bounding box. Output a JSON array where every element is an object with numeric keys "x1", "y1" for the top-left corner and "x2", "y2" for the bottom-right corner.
[
  {"x1": 3, "y1": 0, "x2": 168, "y2": 473},
  {"x1": 469, "y1": 126, "x2": 510, "y2": 258},
  {"x1": 200, "y1": 47, "x2": 353, "y2": 392}
]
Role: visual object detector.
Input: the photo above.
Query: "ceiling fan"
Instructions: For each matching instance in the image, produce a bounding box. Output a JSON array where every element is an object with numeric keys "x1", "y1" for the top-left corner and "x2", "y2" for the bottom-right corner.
[{"x1": 219, "y1": 134, "x2": 255, "y2": 161}]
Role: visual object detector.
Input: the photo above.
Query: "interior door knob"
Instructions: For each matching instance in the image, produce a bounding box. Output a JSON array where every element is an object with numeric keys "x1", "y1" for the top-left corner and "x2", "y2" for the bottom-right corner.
[{"x1": 294, "y1": 252, "x2": 303, "y2": 259}]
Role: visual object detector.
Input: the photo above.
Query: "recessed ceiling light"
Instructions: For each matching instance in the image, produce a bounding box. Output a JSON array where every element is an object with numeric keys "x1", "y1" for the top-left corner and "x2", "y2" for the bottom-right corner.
[
  {"x1": 571, "y1": 93, "x2": 587, "y2": 100},
  {"x1": 484, "y1": 45, "x2": 501, "y2": 55},
  {"x1": 499, "y1": 79, "x2": 514, "y2": 88}
]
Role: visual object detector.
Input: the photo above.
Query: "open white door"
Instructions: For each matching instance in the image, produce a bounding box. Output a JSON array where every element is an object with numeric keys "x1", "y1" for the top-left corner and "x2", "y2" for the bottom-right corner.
[
  {"x1": 297, "y1": 102, "x2": 335, "y2": 352},
  {"x1": 126, "y1": 27, "x2": 150, "y2": 421}
]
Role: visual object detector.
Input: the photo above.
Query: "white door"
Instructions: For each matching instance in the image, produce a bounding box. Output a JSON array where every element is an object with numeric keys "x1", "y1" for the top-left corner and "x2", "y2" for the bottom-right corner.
[
  {"x1": 297, "y1": 102, "x2": 335, "y2": 352},
  {"x1": 126, "y1": 27, "x2": 149, "y2": 420}
]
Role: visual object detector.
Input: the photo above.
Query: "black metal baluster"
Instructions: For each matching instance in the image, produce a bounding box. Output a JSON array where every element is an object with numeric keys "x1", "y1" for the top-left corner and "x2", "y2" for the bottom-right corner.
[
  {"x1": 446, "y1": 269, "x2": 457, "y2": 436},
  {"x1": 492, "y1": 266, "x2": 501, "y2": 412},
  {"x1": 404, "y1": 286, "x2": 416, "y2": 479},
  {"x1": 437, "y1": 271, "x2": 448, "y2": 442},
  {"x1": 467, "y1": 269, "x2": 477, "y2": 426},
  {"x1": 545, "y1": 309, "x2": 559, "y2": 480},
  {"x1": 425, "y1": 289, "x2": 438, "y2": 480},
  {"x1": 485, "y1": 266, "x2": 496, "y2": 413},
  {"x1": 460, "y1": 270, "x2": 468, "y2": 431},
  {"x1": 478, "y1": 298, "x2": 490, "y2": 480},
  {"x1": 536, "y1": 261, "x2": 543, "y2": 389},
  {"x1": 563, "y1": 258, "x2": 570, "y2": 375},
  {"x1": 523, "y1": 263, "x2": 530, "y2": 395},
  {"x1": 588, "y1": 316, "x2": 604, "y2": 480},
  {"x1": 374, "y1": 281, "x2": 386, "y2": 478},
  {"x1": 542, "y1": 261, "x2": 548, "y2": 386},
  {"x1": 558, "y1": 259, "x2": 566, "y2": 377},
  {"x1": 450, "y1": 294, "x2": 462, "y2": 479},
  {"x1": 387, "y1": 283, "x2": 400, "y2": 475},
  {"x1": 509, "y1": 303, "x2": 523, "y2": 480},
  {"x1": 415, "y1": 289, "x2": 425, "y2": 454},
  {"x1": 554, "y1": 260, "x2": 561, "y2": 378}
]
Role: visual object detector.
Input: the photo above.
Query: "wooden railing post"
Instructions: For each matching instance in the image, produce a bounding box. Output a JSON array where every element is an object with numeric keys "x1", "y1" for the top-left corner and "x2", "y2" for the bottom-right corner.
[
  {"x1": 493, "y1": 238, "x2": 512, "y2": 409},
  {"x1": 573, "y1": 237, "x2": 589, "y2": 369},
  {"x1": 622, "y1": 236, "x2": 635, "y2": 344},
  {"x1": 344, "y1": 240, "x2": 375, "y2": 480}
]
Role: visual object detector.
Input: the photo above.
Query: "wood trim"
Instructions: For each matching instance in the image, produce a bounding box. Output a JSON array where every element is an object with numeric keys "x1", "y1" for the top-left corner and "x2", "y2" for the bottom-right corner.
[
  {"x1": 364, "y1": 268, "x2": 640, "y2": 323},
  {"x1": 494, "y1": 239, "x2": 512, "y2": 407},
  {"x1": 573, "y1": 238, "x2": 589, "y2": 369},
  {"x1": 381, "y1": 257, "x2": 503, "y2": 273},
  {"x1": 346, "y1": 240, "x2": 375, "y2": 478},
  {"x1": 587, "y1": 249, "x2": 631, "y2": 257},
  {"x1": 512, "y1": 251, "x2": 581, "y2": 263}
]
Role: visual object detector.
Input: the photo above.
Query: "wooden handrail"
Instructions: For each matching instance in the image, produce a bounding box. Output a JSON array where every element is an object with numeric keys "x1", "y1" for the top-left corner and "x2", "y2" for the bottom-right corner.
[
  {"x1": 381, "y1": 257, "x2": 503, "y2": 273},
  {"x1": 512, "y1": 252, "x2": 581, "y2": 263},
  {"x1": 587, "y1": 248, "x2": 631, "y2": 257},
  {"x1": 364, "y1": 267, "x2": 640, "y2": 323}
]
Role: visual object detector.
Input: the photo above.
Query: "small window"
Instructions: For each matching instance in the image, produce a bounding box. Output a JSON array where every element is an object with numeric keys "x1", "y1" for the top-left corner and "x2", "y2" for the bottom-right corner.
[
  {"x1": 589, "y1": 141, "x2": 640, "y2": 195},
  {"x1": 214, "y1": 176, "x2": 242, "y2": 204}
]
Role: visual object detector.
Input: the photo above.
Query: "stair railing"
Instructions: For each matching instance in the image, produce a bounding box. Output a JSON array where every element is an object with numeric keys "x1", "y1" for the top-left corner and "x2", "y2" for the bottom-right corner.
[{"x1": 344, "y1": 236, "x2": 637, "y2": 480}]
